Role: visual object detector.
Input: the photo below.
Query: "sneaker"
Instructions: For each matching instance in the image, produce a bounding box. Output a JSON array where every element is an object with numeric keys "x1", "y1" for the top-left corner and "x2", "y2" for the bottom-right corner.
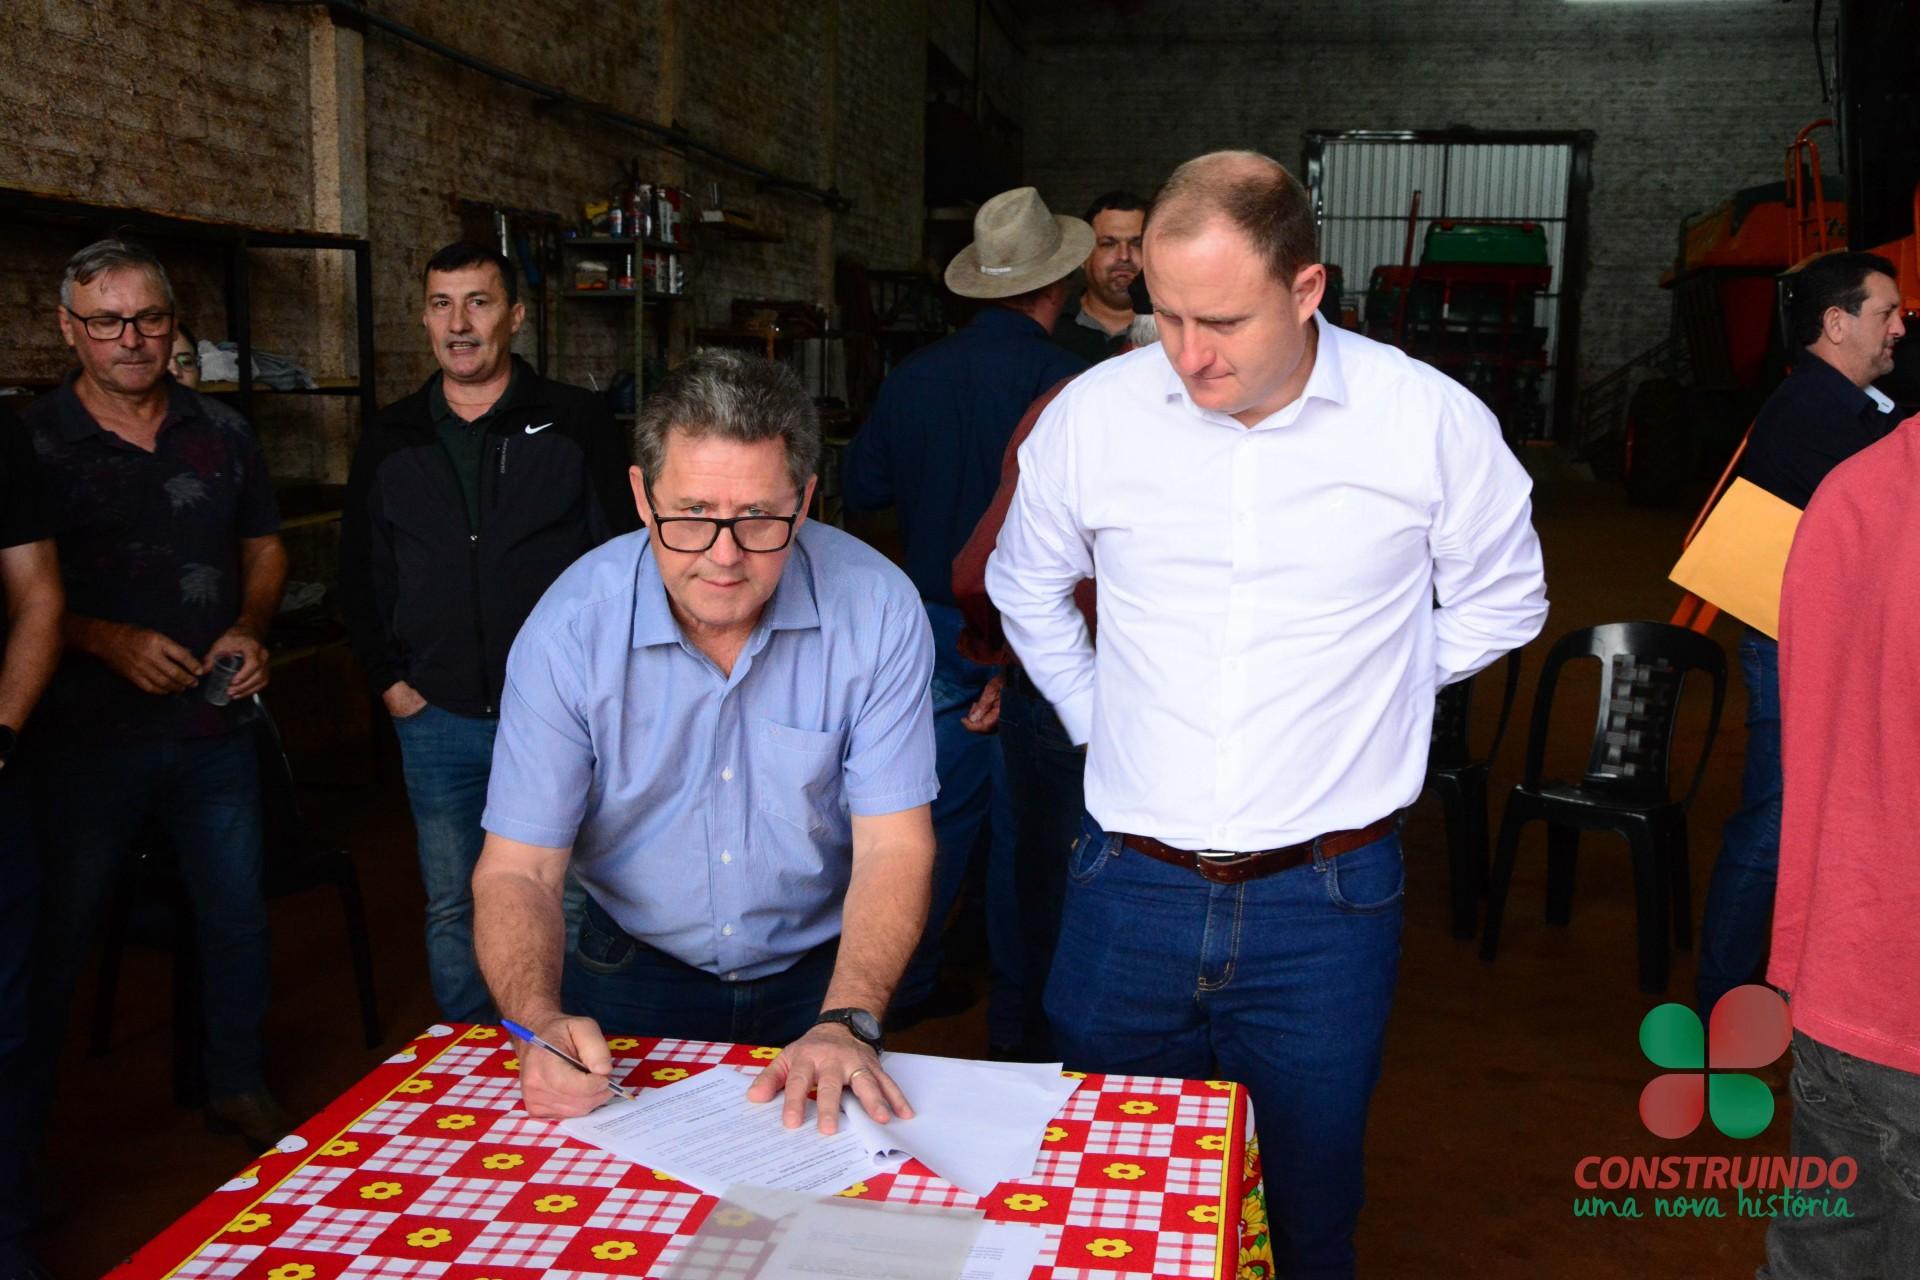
[{"x1": 204, "y1": 1090, "x2": 295, "y2": 1151}]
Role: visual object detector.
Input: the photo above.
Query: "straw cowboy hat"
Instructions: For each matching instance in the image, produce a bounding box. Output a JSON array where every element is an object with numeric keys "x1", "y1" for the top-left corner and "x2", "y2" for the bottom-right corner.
[{"x1": 944, "y1": 187, "x2": 1095, "y2": 299}]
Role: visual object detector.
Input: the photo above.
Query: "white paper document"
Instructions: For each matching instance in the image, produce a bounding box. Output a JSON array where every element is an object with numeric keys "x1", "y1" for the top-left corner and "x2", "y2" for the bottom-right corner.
[
  {"x1": 840, "y1": 1053, "x2": 1082, "y2": 1196},
  {"x1": 959, "y1": 1222, "x2": 1047, "y2": 1280},
  {"x1": 557, "y1": 1053, "x2": 1082, "y2": 1201},
  {"x1": 558, "y1": 1067, "x2": 882, "y2": 1197},
  {"x1": 755, "y1": 1199, "x2": 984, "y2": 1280}
]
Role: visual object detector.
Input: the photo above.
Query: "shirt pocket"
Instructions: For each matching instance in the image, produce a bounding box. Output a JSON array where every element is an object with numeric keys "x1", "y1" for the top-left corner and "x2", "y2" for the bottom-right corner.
[{"x1": 750, "y1": 718, "x2": 848, "y2": 835}]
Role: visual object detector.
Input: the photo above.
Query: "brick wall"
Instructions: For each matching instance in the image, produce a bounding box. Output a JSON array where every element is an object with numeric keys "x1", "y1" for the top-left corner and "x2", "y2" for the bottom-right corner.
[
  {"x1": 2, "y1": 0, "x2": 931, "y2": 483},
  {"x1": 836, "y1": 0, "x2": 929, "y2": 273},
  {"x1": 0, "y1": 0, "x2": 316, "y2": 228},
  {"x1": 358, "y1": 0, "x2": 673, "y2": 399},
  {"x1": 1020, "y1": 0, "x2": 1825, "y2": 391}
]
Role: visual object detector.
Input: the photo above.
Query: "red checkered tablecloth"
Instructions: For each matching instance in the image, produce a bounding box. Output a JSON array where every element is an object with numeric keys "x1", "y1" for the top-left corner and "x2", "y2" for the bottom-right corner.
[{"x1": 115, "y1": 1025, "x2": 1273, "y2": 1280}]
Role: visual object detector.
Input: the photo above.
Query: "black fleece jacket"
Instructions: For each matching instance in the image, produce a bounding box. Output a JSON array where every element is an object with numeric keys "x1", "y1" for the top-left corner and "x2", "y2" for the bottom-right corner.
[{"x1": 339, "y1": 358, "x2": 638, "y2": 715}]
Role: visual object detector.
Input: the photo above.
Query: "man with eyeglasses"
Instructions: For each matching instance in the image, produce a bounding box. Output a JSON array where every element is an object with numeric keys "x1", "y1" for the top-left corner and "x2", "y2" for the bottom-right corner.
[
  {"x1": 339, "y1": 241, "x2": 635, "y2": 1026},
  {"x1": 20, "y1": 238, "x2": 290, "y2": 1149},
  {"x1": 473, "y1": 350, "x2": 937, "y2": 1136}
]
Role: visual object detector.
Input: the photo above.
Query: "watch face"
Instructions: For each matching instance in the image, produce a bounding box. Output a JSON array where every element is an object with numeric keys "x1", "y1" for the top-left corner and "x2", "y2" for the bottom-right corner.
[{"x1": 848, "y1": 1009, "x2": 882, "y2": 1043}]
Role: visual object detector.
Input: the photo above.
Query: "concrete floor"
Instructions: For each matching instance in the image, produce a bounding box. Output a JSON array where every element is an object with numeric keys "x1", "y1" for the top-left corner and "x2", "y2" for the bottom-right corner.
[{"x1": 37, "y1": 456, "x2": 1780, "y2": 1279}]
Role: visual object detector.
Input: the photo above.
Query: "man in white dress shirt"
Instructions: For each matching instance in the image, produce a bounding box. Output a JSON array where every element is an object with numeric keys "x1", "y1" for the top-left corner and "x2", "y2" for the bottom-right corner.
[{"x1": 987, "y1": 151, "x2": 1547, "y2": 1278}]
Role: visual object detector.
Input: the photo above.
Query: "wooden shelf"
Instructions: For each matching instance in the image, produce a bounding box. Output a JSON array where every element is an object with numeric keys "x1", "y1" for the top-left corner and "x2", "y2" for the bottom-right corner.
[
  {"x1": 202, "y1": 375, "x2": 362, "y2": 396},
  {"x1": 562, "y1": 235, "x2": 686, "y2": 254},
  {"x1": 276, "y1": 482, "x2": 346, "y2": 530},
  {"x1": 561, "y1": 288, "x2": 685, "y2": 302},
  {"x1": 696, "y1": 327, "x2": 843, "y2": 343}
]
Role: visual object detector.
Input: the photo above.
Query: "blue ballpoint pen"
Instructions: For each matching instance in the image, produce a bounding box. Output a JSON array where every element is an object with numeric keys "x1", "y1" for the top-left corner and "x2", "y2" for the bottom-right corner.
[{"x1": 502, "y1": 1018, "x2": 638, "y2": 1101}]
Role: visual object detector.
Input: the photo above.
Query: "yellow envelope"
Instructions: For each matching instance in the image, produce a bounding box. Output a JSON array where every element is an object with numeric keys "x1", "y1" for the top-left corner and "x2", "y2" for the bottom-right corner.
[{"x1": 1669, "y1": 477, "x2": 1803, "y2": 639}]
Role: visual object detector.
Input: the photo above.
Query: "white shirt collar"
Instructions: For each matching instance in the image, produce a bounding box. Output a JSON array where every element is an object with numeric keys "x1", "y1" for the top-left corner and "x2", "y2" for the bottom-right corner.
[{"x1": 1159, "y1": 310, "x2": 1351, "y2": 426}]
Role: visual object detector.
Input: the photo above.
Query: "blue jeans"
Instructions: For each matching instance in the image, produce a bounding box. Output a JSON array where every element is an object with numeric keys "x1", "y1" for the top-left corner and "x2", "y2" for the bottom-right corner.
[
  {"x1": 1697, "y1": 630, "x2": 1780, "y2": 1016},
  {"x1": 0, "y1": 769, "x2": 38, "y2": 1264},
  {"x1": 1046, "y1": 812, "x2": 1404, "y2": 1280},
  {"x1": 1759, "y1": 1032, "x2": 1920, "y2": 1280},
  {"x1": 31, "y1": 730, "x2": 269, "y2": 1104},
  {"x1": 562, "y1": 894, "x2": 836, "y2": 1046},
  {"x1": 393, "y1": 703, "x2": 500, "y2": 1023},
  {"x1": 997, "y1": 667, "x2": 1086, "y2": 1058},
  {"x1": 895, "y1": 604, "x2": 1021, "y2": 1047}
]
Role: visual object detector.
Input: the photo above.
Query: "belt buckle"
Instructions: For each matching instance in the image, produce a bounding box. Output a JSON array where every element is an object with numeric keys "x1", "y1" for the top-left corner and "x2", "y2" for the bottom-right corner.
[{"x1": 1194, "y1": 849, "x2": 1253, "y2": 883}]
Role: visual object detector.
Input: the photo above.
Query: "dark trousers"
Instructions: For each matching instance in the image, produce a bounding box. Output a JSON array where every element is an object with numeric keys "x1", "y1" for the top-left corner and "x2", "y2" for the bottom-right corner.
[
  {"x1": 29, "y1": 730, "x2": 269, "y2": 1121},
  {"x1": 561, "y1": 894, "x2": 835, "y2": 1048},
  {"x1": 1697, "y1": 630, "x2": 1782, "y2": 1016},
  {"x1": 391, "y1": 703, "x2": 499, "y2": 1023},
  {"x1": 896, "y1": 603, "x2": 1021, "y2": 1046},
  {"x1": 1760, "y1": 1031, "x2": 1920, "y2": 1279},
  {"x1": 997, "y1": 666, "x2": 1086, "y2": 1058},
  {"x1": 0, "y1": 769, "x2": 38, "y2": 1264},
  {"x1": 1046, "y1": 812, "x2": 1405, "y2": 1280}
]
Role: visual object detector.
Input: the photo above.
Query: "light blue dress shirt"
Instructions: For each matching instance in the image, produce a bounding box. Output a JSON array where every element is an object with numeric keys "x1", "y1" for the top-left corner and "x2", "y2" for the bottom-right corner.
[{"x1": 483, "y1": 521, "x2": 939, "y2": 980}]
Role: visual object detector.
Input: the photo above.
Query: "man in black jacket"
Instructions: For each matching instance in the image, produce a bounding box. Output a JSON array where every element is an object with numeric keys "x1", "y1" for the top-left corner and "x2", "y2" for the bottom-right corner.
[{"x1": 340, "y1": 242, "x2": 636, "y2": 1022}]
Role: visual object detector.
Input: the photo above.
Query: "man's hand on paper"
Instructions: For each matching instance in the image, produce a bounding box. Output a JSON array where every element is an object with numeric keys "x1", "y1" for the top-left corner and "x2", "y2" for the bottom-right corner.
[
  {"x1": 516, "y1": 1013, "x2": 617, "y2": 1118},
  {"x1": 745, "y1": 1023, "x2": 914, "y2": 1135}
]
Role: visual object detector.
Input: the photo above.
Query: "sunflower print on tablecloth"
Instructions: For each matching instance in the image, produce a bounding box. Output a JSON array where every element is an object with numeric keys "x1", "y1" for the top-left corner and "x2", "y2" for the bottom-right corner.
[{"x1": 1237, "y1": 1136, "x2": 1274, "y2": 1280}]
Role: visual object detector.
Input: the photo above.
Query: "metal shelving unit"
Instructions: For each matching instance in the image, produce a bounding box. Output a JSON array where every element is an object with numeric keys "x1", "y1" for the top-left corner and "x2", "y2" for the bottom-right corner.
[
  {"x1": 0, "y1": 186, "x2": 375, "y2": 664},
  {"x1": 554, "y1": 233, "x2": 689, "y2": 416},
  {"x1": 0, "y1": 186, "x2": 377, "y2": 425}
]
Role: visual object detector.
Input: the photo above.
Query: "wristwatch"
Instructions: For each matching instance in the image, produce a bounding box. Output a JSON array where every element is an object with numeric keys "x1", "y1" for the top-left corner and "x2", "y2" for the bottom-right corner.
[{"x1": 814, "y1": 1007, "x2": 883, "y2": 1051}]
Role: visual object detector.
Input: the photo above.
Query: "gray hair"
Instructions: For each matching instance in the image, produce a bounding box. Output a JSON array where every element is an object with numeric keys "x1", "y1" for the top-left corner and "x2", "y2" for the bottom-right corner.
[
  {"x1": 634, "y1": 348, "x2": 821, "y2": 496},
  {"x1": 1128, "y1": 313, "x2": 1160, "y2": 347},
  {"x1": 60, "y1": 238, "x2": 176, "y2": 310}
]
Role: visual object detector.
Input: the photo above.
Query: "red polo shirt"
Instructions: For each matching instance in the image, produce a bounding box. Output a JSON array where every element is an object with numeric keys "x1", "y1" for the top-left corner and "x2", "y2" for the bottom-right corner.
[{"x1": 1770, "y1": 411, "x2": 1920, "y2": 1075}]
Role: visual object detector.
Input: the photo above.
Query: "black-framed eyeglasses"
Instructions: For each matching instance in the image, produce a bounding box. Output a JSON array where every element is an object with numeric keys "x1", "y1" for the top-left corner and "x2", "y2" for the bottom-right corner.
[
  {"x1": 644, "y1": 482, "x2": 801, "y2": 553},
  {"x1": 63, "y1": 305, "x2": 173, "y2": 341}
]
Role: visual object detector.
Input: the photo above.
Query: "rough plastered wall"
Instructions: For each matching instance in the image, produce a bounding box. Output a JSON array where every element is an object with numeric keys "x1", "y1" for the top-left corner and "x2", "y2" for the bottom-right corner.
[{"x1": 1021, "y1": 0, "x2": 1825, "y2": 390}]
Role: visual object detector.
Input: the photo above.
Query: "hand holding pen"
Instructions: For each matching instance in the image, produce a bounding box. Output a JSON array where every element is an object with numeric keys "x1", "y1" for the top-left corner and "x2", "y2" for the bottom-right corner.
[{"x1": 503, "y1": 1017, "x2": 638, "y2": 1114}]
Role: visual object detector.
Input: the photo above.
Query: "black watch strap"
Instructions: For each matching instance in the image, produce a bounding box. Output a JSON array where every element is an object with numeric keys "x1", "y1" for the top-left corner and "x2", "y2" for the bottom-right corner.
[{"x1": 814, "y1": 1007, "x2": 883, "y2": 1050}]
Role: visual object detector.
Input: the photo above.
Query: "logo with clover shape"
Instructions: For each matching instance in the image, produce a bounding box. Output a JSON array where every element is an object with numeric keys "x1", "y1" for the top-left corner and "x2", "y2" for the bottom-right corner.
[{"x1": 1638, "y1": 985, "x2": 1791, "y2": 1140}]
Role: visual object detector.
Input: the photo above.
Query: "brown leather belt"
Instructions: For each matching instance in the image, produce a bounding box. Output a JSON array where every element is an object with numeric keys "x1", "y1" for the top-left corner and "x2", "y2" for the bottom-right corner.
[{"x1": 1120, "y1": 813, "x2": 1400, "y2": 885}]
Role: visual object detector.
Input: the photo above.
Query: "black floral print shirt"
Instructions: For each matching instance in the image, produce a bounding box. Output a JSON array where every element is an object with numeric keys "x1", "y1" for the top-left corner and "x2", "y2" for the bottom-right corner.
[{"x1": 23, "y1": 372, "x2": 280, "y2": 746}]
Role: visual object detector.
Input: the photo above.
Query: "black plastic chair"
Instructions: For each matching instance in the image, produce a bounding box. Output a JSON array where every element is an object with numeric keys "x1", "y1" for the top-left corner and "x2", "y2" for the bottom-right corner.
[
  {"x1": 1478, "y1": 623, "x2": 1726, "y2": 994},
  {"x1": 1425, "y1": 651, "x2": 1523, "y2": 940},
  {"x1": 91, "y1": 701, "x2": 381, "y2": 1098}
]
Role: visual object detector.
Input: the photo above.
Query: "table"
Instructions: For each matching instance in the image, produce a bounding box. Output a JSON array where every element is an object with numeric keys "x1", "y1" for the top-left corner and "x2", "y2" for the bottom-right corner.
[{"x1": 116, "y1": 1024, "x2": 1274, "y2": 1279}]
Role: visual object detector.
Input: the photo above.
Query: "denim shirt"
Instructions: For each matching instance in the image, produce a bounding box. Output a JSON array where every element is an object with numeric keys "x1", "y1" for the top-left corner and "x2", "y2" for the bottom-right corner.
[
  {"x1": 842, "y1": 306, "x2": 1087, "y2": 605},
  {"x1": 483, "y1": 521, "x2": 938, "y2": 979}
]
